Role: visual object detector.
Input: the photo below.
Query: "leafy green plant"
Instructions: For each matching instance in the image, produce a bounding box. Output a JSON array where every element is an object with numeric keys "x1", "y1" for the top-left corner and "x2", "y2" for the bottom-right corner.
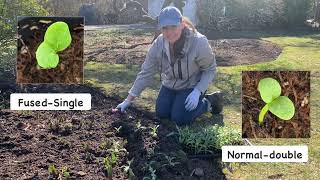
[
  {"x1": 257, "y1": 77, "x2": 295, "y2": 124},
  {"x1": 177, "y1": 125, "x2": 242, "y2": 154},
  {"x1": 36, "y1": 21, "x2": 72, "y2": 69},
  {"x1": 216, "y1": 126, "x2": 242, "y2": 148}
]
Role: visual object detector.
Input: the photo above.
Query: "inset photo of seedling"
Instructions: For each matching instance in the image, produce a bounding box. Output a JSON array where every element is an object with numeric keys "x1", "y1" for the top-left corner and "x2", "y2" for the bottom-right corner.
[
  {"x1": 242, "y1": 71, "x2": 310, "y2": 138},
  {"x1": 16, "y1": 17, "x2": 84, "y2": 83}
]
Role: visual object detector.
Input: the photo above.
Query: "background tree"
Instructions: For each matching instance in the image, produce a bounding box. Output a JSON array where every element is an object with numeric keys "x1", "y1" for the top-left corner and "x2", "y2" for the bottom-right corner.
[
  {"x1": 162, "y1": 0, "x2": 186, "y2": 14},
  {"x1": 314, "y1": 0, "x2": 320, "y2": 23},
  {"x1": 0, "y1": 0, "x2": 48, "y2": 81}
]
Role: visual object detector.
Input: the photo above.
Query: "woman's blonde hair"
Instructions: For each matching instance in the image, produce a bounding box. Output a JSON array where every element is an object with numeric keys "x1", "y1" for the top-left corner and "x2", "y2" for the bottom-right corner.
[{"x1": 182, "y1": 16, "x2": 196, "y2": 33}]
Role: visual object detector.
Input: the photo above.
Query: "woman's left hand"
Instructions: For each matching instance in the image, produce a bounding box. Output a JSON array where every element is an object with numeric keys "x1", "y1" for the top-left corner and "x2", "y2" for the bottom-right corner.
[{"x1": 185, "y1": 88, "x2": 201, "y2": 111}]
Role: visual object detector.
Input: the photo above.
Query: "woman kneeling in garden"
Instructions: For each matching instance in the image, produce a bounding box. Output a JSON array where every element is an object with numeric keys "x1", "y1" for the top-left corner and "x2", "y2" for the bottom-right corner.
[{"x1": 116, "y1": 6, "x2": 223, "y2": 126}]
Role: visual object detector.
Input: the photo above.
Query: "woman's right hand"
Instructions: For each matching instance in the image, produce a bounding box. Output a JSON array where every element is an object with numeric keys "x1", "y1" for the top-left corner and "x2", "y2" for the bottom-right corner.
[
  {"x1": 116, "y1": 99, "x2": 131, "y2": 112},
  {"x1": 116, "y1": 95, "x2": 135, "y2": 112}
]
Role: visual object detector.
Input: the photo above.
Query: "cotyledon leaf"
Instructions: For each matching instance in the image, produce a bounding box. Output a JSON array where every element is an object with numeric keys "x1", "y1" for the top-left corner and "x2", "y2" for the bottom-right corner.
[
  {"x1": 269, "y1": 96, "x2": 295, "y2": 120},
  {"x1": 44, "y1": 21, "x2": 72, "y2": 52},
  {"x1": 36, "y1": 42, "x2": 59, "y2": 69},
  {"x1": 258, "y1": 77, "x2": 281, "y2": 103}
]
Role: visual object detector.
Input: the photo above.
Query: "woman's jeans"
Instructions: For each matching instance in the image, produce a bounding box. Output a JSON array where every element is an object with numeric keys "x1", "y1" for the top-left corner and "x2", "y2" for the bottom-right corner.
[{"x1": 155, "y1": 85, "x2": 208, "y2": 126}]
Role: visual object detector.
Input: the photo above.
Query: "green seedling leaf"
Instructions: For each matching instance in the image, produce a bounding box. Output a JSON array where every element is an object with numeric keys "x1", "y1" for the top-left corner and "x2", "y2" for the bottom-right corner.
[
  {"x1": 36, "y1": 42, "x2": 59, "y2": 69},
  {"x1": 258, "y1": 77, "x2": 281, "y2": 103},
  {"x1": 35, "y1": 21, "x2": 72, "y2": 69},
  {"x1": 269, "y1": 96, "x2": 295, "y2": 120},
  {"x1": 257, "y1": 77, "x2": 295, "y2": 125},
  {"x1": 44, "y1": 21, "x2": 72, "y2": 52}
]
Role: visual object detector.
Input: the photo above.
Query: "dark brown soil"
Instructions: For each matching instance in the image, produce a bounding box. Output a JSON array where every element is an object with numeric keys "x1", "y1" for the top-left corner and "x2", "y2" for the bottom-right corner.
[
  {"x1": 210, "y1": 39, "x2": 282, "y2": 66},
  {"x1": 84, "y1": 30, "x2": 282, "y2": 67},
  {"x1": 242, "y1": 71, "x2": 310, "y2": 138},
  {"x1": 16, "y1": 17, "x2": 84, "y2": 83},
  {"x1": 0, "y1": 84, "x2": 225, "y2": 180}
]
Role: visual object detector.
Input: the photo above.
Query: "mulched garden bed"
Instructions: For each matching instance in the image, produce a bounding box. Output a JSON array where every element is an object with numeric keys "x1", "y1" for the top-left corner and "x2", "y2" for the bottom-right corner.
[
  {"x1": 85, "y1": 29, "x2": 282, "y2": 67},
  {"x1": 0, "y1": 84, "x2": 226, "y2": 179}
]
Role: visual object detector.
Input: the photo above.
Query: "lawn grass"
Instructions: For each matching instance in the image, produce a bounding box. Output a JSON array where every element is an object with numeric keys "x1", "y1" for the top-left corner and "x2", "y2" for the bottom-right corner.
[{"x1": 84, "y1": 28, "x2": 320, "y2": 179}]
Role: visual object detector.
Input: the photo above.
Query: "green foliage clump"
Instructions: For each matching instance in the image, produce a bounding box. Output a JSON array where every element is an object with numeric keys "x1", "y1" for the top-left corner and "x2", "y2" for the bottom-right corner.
[
  {"x1": 178, "y1": 125, "x2": 242, "y2": 154},
  {"x1": 0, "y1": 0, "x2": 47, "y2": 79},
  {"x1": 196, "y1": 0, "x2": 313, "y2": 31}
]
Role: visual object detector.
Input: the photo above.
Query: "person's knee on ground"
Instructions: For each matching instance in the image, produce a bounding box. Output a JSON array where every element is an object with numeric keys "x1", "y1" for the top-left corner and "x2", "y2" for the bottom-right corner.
[
  {"x1": 156, "y1": 105, "x2": 171, "y2": 119},
  {"x1": 155, "y1": 86, "x2": 175, "y2": 119},
  {"x1": 171, "y1": 111, "x2": 193, "y2": 126}
]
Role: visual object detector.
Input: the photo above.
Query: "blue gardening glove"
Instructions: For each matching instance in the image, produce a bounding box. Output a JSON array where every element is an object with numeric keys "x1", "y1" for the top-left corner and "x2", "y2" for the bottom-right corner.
[
  {"x1": 116, "y1": 99, "x2": 131, "y2": 112},
  {"x1": 185, "y1": 88, "x2": 201, "y2": 111}
]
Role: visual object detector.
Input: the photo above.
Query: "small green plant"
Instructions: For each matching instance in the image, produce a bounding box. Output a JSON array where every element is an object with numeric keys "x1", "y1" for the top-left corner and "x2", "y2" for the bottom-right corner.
[
  {"x1": 110, "y1": 151, "x2": 118, "y2": 166},
  {"x1": 62, "y1": 167, "x2": 70, "y2": 179},
  {"x1": 99, "y1": 139, "x2": 113, "y2": 150},
  {"x1": 107, "y1": 140, "x2": 127, "y2": 155},
  {"x1": 150, "y1": 125, "x2": 159, "y2": 138},
  {"x1": 142, "y1": 161, "x2": 157, "y2": 180},
  {"x1": 146, "y1": 145, "x2": 157, "y2": 157},
  {"x1": 257, "y1": 77, "x2": 295, "y2": 124},
  {"x1": 49, "y1": 119, "x2": 61, "y2": 132},
  {"x1": 114, "y1": 126, "x2": 122, "y2": 133},
  {"x1": 158, "y1": 153, "x2": 180, "y2": 168},
  {"x1": 103, "y1": 157, "x2": 113, "y2": 178},
  {"x1": 102, "y1": 151, "x2": 118, "y2": 179},
  {"x1": 48, "y1": 164, "x2": 58, "y2": 176},
  {"x1": 87, "y1": 119, "x2": 94, "y2": 130},
  {"x1": 135, "y1": 120, "x2": 146, "y2": 131},
  {"x1": 123, "y1": 158, "x2": 136, "y2": 180},
  {"x1": 36, "y1": 21, "x2": 72, "y2": 69},
  {"x1": 62, "y1": 122, "x2": 73, "y2": 135},
  {"x1": 57, "y1": 138, "x2": 71, "y2": 149},
  {"x1": 83, "y1": 144, "x2": 94, "y2": 163},
  {"x1": 84, "y1": 144, "x2": 91, "y2": 152}
]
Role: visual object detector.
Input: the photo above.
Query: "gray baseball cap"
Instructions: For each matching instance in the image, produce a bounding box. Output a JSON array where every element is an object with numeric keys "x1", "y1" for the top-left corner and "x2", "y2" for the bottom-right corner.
[{"x1": 158, "y1": 6, "x2": 182, "y2": 29}]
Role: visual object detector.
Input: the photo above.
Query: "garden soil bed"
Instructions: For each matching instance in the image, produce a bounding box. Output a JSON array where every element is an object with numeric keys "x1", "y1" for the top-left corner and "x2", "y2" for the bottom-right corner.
[
  {"x1": 0, "y1": 84, "x2": 225, "y2": 179},
  {"x1": 242, "y1": 71, "x2": 310, "y2": 138},
  {"x1": 16, "y1": 17, "x2": 84, "y2": 83},
  {"x1": 84, "y1": 29, "x2": 282, "y2": 67}
]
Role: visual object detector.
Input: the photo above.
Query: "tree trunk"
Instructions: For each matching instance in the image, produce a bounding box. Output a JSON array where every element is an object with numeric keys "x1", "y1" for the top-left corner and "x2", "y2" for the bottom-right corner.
[
  {"x1": 315, "y1": 0, "x2": 320, "y2": 23},
  {"x1": 1, "y1": 0, "x2": 7, "y2": 15}
]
